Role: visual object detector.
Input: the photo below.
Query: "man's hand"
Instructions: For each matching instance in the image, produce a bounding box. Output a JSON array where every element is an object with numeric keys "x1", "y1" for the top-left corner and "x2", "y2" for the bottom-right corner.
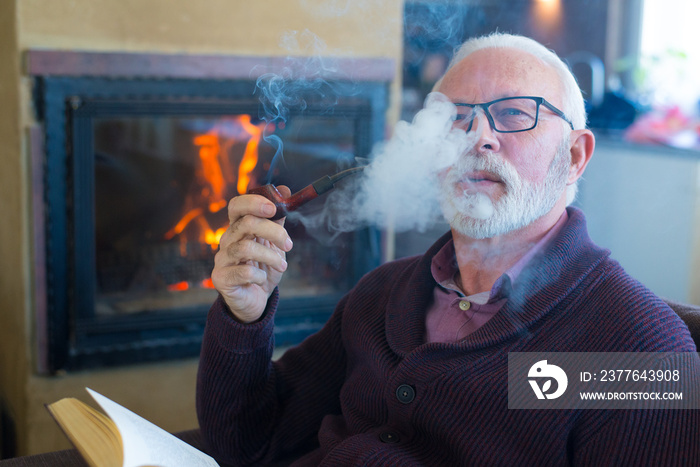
[{"x1": 211, "y1": 186, "x2": 293, "y2": 323}]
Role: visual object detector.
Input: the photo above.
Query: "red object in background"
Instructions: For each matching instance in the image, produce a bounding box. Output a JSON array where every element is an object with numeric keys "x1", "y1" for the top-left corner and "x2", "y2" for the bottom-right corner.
[{"x1": 624, "y1": 105, "x2": 700, "y2": 149}]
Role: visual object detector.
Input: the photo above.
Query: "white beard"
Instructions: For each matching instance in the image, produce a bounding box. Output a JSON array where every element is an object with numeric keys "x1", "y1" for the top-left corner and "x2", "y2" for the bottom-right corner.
[{"x1": 439, "y1": 141, "x2": 571, "y2": 239}]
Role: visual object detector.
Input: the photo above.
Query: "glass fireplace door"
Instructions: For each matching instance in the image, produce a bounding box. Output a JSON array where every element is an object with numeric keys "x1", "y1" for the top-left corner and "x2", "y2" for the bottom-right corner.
[
  {"x1": 38, "y1": 77, "x2": 386, "y2": 372},
  {"x1": 92, "y1": 113, "x2": 361, "y2": 319}
]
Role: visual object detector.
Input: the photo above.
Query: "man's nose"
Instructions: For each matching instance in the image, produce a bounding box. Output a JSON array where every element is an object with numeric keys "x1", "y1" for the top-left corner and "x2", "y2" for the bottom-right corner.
[{"x1": 469, "y1": 112, "x2": 500, "y2": 152}]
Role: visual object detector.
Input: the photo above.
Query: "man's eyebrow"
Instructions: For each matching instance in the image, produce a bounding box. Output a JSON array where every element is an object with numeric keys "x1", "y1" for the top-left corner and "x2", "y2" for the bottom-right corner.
[
  {"x1": 452, "y1": 93, "x2": 531, "y2": 104},
  {"x1": 451, "y1": 97, "x2": 482, "y2": 104}
]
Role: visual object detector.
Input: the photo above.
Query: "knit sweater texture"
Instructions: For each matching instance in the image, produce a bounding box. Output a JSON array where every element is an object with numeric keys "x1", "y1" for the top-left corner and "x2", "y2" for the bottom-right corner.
[{"x1": 197, "y1": 207, "x2": 700, "y2": 466}]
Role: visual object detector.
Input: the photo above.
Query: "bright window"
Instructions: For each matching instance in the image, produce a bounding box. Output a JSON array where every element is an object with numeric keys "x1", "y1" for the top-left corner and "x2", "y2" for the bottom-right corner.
[{"x1": 639, "y1": 0, "x2": 700, "y2": 110}]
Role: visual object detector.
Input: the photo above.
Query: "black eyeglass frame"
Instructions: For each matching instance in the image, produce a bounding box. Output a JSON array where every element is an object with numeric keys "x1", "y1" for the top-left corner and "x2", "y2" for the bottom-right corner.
[{"x1": 454, "y1": 96, "x2": 575, "y2": 133}]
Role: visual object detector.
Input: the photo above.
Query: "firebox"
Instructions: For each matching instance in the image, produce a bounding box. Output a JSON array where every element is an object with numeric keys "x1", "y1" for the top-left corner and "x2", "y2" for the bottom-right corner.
[{"x1": 29, "y1": 51, "x2": 391, "y2": 373}]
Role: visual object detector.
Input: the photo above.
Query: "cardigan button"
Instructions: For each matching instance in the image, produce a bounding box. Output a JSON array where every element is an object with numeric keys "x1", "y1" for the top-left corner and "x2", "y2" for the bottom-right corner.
[
  {"x1": 396, "y1": 384, "x2": 415, "y2": 404},
  {"x1": 459, "y1": 300, "x2": 471, "y2": 311},
  {"x1": 379, "y1": 431, "x2": 401, "y2": 443}
]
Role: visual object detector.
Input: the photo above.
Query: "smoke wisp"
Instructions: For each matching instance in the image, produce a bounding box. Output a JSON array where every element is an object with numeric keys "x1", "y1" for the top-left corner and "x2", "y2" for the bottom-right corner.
[{"x1": 255, "y1": 29, "x2": 358, "y2": 182}]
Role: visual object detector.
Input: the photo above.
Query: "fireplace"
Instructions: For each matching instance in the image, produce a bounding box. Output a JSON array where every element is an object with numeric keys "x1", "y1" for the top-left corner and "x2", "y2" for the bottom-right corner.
[{"x1": 29, "y1": 51, "x2": 391, "y2": 373}]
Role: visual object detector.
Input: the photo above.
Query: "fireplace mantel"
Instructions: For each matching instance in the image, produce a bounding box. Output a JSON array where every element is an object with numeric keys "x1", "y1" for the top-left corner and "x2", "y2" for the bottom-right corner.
[{"x1": 25, "y1": 49, "x2": 396, "y2": 82}]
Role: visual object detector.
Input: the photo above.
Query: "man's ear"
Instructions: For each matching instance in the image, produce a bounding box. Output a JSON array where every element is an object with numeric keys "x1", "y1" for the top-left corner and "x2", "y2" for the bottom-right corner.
[{"x1": 567, "y1": 129, "x2": 595, "y2": 185}]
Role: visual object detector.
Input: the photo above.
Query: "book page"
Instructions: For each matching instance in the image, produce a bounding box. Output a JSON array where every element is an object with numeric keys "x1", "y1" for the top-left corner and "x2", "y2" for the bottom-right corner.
[{"x1": 87, "y1": 388, "x2": 219, "y2": 467}]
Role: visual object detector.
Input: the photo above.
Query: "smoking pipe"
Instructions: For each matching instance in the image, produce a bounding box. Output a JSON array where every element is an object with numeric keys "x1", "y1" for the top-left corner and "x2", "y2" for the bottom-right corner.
[{"x1": 247, "y1": 166, "x2": 365, "y2": 220}]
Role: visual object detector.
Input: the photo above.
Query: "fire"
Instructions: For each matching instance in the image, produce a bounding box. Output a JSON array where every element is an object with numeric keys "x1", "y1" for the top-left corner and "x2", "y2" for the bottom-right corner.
[
  {"x1": 167, "y1": 281, "x2": 189, "y2": 292},
  {"x1": 205, "y1": 226, "x2": 227, "y2": 248},
  {"x1": 164, "y1": 208, "x2": 203, "y2": 240},
  {"x1": 194, "y1": 133, "x2": 227, "y2": 210},
  {"x1": 236, "y1": 115, "x2": 264, "y2": 194},
  {"x1": 167, "y1": 279, "x2": 216, "y2": 291},
  {"x1": 165, "y1": 115, "x2": 266, "y2": 264}
]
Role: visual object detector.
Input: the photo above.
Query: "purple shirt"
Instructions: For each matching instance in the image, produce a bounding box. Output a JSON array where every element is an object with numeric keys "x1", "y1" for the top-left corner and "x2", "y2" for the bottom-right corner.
[{"x1": 425, "y1": 211, "x2": 569, "y2": 343}]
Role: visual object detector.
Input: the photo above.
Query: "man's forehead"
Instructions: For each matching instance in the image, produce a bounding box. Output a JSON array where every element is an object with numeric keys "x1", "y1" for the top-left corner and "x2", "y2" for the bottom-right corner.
[
  {"x1": 439, "y1": 47, "x2": 563, "y2": 103},
  {"x1": 449, "y1": 47, "x2": 552, "y2": 77}
]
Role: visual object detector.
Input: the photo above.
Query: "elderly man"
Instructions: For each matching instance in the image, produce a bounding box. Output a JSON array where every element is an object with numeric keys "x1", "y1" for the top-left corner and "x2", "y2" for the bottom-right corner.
[{"x1": 197, "y1": 33, "x2": 698, "y2": 466}]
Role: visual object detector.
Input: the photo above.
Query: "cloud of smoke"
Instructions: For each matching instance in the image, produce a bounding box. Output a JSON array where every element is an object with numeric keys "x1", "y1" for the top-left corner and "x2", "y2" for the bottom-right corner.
[
  {"x1": 288, "y1": 92, "x2": 481, "y2": 235},
  {"x1": 254, "y1": 29, "x2": 357, "y2": 182},
  {"x1": 250, "y1": 8, "x2": 483, "y2": 237}
]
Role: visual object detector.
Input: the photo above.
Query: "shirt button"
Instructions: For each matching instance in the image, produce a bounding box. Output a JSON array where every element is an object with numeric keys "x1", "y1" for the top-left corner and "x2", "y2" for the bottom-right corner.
[
  {"x1": 396, "y1": 384, "x2": 415, "y2": 404},
  {"x1": 379, "y1": 431, "x2": 401, "y2": 443},
  {"x1": 459, "y1": 300, "x2": 471, "y2": 311}
]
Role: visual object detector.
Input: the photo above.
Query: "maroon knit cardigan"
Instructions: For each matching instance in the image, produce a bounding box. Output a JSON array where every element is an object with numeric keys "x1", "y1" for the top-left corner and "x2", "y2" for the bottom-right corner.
[{"x1": 197, "y1": 207, "x2": 699, "y2": 466}]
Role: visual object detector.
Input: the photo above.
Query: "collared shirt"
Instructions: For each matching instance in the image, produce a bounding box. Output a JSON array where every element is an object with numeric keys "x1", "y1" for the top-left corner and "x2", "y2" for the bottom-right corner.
[{"x1": 424, "y1": 211, "x2": 569, "y2": 343}]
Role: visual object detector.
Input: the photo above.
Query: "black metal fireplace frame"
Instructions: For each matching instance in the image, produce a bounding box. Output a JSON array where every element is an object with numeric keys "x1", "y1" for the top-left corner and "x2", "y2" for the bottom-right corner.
[{"x1": 33, "y1": 71, "x2": 389, "y2": 373}]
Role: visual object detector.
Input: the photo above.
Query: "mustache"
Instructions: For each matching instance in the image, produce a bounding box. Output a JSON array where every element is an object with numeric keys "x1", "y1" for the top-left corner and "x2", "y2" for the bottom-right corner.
[{"x1": 448, "y1": 152, "x2": 522, "y2": 191}]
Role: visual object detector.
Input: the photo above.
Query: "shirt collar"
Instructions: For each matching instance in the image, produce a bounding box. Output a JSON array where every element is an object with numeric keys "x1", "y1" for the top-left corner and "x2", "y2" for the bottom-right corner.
[{"x1": 430, "y1": 210, "x2": 569, "y2": 301}]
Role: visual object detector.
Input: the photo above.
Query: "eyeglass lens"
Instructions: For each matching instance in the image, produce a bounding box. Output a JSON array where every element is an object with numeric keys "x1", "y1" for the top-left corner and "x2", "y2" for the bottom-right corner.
[{"x1": 453, "y1": 98, "x2": 539, "y2": 132}]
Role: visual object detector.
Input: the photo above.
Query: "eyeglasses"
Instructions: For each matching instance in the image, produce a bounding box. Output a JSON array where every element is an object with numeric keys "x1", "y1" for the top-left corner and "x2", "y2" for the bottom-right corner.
[{"x1": 452, "y1": 96, "x2": 574, "y2": 133}]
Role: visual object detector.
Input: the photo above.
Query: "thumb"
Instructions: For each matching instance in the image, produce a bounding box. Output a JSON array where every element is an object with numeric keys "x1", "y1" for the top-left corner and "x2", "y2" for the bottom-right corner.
[
  {"x1": 274, "y1": 185, "x2": 291, "y2": 226},
  {"x1": 277, "y1": 185, "x2": 292, "y2": 198}
]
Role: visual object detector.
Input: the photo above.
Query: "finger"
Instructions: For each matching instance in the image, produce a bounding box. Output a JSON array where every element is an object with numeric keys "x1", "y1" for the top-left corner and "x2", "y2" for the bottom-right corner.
[
  {"x1": 270, "y1": 185, "x2": 292, "y2": 226},
  {"x1": 223, "y1": 214, "x2": 293, "y2": 253},
  {"x1": 276, "y1": 185, "x2": 291, "y2": 198},
  {"x1": 212, "y1": 262, "x2": 268, "y2": 289},
  {"x1": 227, "y1": 193, "x2": 278, "y2": 225},
  {"x1": 217, "y1": 237, "x2": 288, "y2": 273}
]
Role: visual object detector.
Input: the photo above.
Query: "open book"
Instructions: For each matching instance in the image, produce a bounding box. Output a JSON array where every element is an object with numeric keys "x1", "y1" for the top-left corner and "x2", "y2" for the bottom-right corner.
[{"x1": 46, "y1": 388, "x2": 219, "y2": 467}]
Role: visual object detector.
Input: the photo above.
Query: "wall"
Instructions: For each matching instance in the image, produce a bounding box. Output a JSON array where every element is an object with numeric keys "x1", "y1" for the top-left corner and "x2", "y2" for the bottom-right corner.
[
  {"x1": 0, "y1": 0, "x2": 28, "y2": 460},
  {"x1": 577, "y1": 137, "x2": 700, "y2": 305},
  {"x1": 2, "y1": 0, "x2": 403, "y2": 456}
]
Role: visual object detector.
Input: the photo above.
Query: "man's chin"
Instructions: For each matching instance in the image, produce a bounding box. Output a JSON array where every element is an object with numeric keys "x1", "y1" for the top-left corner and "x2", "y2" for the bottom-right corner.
[
  {"x1": 448, "y1": 215, "x2": 503, "y2": 240},
  {"x1": 443, "y1": 198, "x2": 529, "y2": 239},
  {"x1": 445, "y1": 191, "x2": 495, "y2": 221},
  {"x1": 441, "y1": 201, "x2": 504, "y2": 240}
]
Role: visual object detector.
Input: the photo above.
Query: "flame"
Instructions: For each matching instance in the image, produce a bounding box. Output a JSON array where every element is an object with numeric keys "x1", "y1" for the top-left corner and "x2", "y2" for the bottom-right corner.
[
  {"x1": 205, "y1": 226, "x2": 227, "y2": 248},
  {"x1": 167, "y1": 281, "x2": 189, "y2": 292},
  {"x1": 194, "y1": 133, "x2": 227, "y2": 210},
  {"x1": 236, "y1": 115, "x2": 264, "y2": 194},
  {"x1": 165, "y1": 115, "x2": 267, "y2": 266},
  {"x1": 164, "y1": 208, "x2": 203, "y2": 240}
]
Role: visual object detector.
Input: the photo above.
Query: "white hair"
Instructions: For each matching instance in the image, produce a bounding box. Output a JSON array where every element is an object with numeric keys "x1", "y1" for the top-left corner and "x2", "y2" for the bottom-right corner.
[{"x1": 435, "y1": 32, "x2": 585, "y2": 204}]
